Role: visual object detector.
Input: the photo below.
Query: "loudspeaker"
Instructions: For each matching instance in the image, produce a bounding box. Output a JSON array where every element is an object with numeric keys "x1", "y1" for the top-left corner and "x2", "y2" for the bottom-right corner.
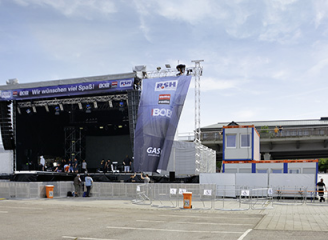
[
  {"x1": 0, "y1": 101, "x2": 14, "y2": 150},
  {"x1": 169, "y1": 171, "x2": 175, "y2": 182}
]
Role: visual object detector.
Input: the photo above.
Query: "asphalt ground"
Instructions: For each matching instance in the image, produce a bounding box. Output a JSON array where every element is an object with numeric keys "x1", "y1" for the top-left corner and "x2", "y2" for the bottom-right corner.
[{"x1": 1, "y1": 198, "x2": 328, "y2": 240}]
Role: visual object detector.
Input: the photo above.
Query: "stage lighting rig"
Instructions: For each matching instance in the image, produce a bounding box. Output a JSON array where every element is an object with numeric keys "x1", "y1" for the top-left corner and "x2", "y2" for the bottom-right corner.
[
  {"x1": 55, "y1": 106, "x2": 60, "y2": 115},
  {"x1": 86, "y1": 104, "x2": 91, "y2": 113},
  {"x1": 93, "y1": 101, "x2": 98, "y2": 109},
  {"x1": 119, "y1": 101, "x2": 124, "y2": 112}
]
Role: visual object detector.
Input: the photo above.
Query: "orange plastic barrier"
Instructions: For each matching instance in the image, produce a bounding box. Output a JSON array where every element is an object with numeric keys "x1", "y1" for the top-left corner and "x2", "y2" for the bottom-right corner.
[
  {"x1": 183, "y1": 192, "x2": 192, "y2": 209},
  {"x1": 46, "y1": 185, "x2": 54, "y2": 199}
]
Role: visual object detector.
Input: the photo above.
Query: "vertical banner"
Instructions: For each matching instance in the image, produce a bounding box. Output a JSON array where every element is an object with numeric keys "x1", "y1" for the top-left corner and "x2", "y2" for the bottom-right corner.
[{"x1": 134, "y1": 75, "x2": 191, "y2": 172}]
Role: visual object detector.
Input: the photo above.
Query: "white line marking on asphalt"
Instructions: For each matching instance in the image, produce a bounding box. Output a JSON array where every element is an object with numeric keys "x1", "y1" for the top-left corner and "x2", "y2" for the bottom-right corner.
[
  {"x1": 159, "y1": 214, "x2": 258, "y2": 220},
  {"x1": 62, "y1": 236, "x2": 117, "y2": 240},
  {"x1": 0, "y1": 211, "x2": 8, "y2": 213},
  {"x1": 0, "y1": 206, "x2": 43, "y2": 210},
  {"x1": 106, "y1": 226, "x2": 244, "y2": 234},
  {"x1": 137, "y1": 219, "x2": 253, "y2": 226},
  {"x1": 237, "y1": 229, "x2": 252, "y2": 240}
]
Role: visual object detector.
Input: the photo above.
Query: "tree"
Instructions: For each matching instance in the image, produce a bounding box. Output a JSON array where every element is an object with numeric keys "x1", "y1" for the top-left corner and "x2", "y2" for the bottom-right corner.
[{"x1": 318, "y1": 158, "x2": 328, "y2": 173}]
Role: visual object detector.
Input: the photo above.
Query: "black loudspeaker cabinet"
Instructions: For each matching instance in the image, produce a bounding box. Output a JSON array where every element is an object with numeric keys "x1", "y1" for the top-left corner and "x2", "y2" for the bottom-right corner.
[
  {"x1": 169, "y1": 171, "x2": 175, "y2": 182},
  {"x1": 0, "y1": 101, "x2": 14, "y2": 150}
]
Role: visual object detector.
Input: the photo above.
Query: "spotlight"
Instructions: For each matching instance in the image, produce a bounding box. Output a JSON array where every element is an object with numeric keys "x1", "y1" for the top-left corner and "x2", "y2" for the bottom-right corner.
[
  {"x1": 99, "y1": 126, "x2": 104, "y2": 129},
  {"x1": 157, "y1": 67, "x2": 161, "y2": 71},
  {"x1": 78, "y1": 102, "x2": 83, "y2": 110},
  {"x1": 86, "y1": 104, "x2": 91, "y2": 113},
  {"x1": 108, "y1": 100, "x2": 113, "y2": 108},
  {"x1": 17, "y1": 107, "x2": 21, "y2": 114},
  {"x1": 32, "y1": 105, "x2": 37, "y2": 113},
  {"x1": 45, "y1": 105, "x2": 49, "y2": 112},
  {"x1": 93, "y1": 101, "x2": 98, "y2": 109},
  {"x1": 165, "y1": 64, "x2": 171, "y2": 68},
  {"x1": 119, "y1": 101, "x2": 124, "y2": 112},
  {"x1": 118, "y1": 125, "x2": 123, "y2": 128},
  {"x1": 26, "y1": 108, "x2": 31, "y2": 114},
  {"x1": 176, "y1": 64, "x2": 186, "y2": 76},
  {"x1": 59, "y1": 104, "x2": 64, "y2": 111},
  {"x1": 55, "y1": 106, "x2": 60, "y2": 115}
]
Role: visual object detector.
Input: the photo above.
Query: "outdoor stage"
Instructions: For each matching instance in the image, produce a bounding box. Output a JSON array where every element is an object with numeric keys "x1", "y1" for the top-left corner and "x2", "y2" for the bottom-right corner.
[{"x1": 0, "y1": 72, "x2": 141, "y2": 173}]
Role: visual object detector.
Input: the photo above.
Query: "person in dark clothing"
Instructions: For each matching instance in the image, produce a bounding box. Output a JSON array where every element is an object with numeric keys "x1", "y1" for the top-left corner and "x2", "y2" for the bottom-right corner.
[
  {"x1": 123, "y1": 155, "x2": 132, "y2": 172},
  {"x1": 317, "y1": 178, "x2": 327, "y2": 202}
]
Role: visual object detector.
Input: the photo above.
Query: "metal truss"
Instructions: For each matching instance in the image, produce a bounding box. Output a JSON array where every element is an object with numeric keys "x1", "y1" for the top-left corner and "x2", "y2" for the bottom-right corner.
[
  {"x1": 145, "y1": 69, "x2": 180, "y2": 79},
  {"x1": 16, "y1": 94, "x2": 128, "y2": 108},
  {"x1": 191, "y1": 60, "x2": 204, "y2": 174}
]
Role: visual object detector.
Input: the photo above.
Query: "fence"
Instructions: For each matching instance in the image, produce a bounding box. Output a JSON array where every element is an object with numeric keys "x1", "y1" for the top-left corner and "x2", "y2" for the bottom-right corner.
[{"x1": 1, "y1": 182, "x2": 327, "y2": 210}]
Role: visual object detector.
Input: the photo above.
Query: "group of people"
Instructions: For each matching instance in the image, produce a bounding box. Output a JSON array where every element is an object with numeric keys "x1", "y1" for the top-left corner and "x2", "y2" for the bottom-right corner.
[
  {"x1": 73, "y1": 173, "x2": 93, "y2": 197},
  {"x1": 53, "y1": 159, "x2": 88, "y2": 173},
  {"x1": 99, "y1": 155, "x2": 133, "y2": 173}
]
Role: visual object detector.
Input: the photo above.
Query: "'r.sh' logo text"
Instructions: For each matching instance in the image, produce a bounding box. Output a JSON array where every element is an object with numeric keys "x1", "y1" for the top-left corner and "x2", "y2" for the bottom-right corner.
[{"x1": 155, "y1": 80, "x2": 178, "y2": 91}]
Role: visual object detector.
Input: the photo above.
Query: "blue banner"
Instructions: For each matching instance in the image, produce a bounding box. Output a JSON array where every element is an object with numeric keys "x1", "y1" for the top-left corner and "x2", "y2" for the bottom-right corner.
[
  {"x1": 133, "y1": 75, "x2": 191, "y2": 172},
  {"x1": 0, "y1": 78, "x2": 134, "y2": 101}
]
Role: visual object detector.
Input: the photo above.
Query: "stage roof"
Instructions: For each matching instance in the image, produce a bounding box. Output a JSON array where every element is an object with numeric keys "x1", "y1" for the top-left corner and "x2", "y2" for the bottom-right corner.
[
  {"x1": 0, "y1": 72, "x2": 137, "y2": 101},
  {"x1": 0, "y1": 72, "x2": 136, "y2": 90}
]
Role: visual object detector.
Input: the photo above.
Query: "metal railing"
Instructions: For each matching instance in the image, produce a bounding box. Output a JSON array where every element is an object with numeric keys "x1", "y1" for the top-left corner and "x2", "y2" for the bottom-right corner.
[{"x1": 178, "y1": 127, "x2": 328, "y2": 142}]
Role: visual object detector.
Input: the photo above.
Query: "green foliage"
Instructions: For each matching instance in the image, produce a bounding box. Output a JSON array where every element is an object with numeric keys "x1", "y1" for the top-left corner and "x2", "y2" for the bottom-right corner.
[
  {"x1": 260, "y1": 126, "x2": 269, "y2": 133},
  {"x1": 319, "y1": 158, "x2": 328, "y2": 172}
]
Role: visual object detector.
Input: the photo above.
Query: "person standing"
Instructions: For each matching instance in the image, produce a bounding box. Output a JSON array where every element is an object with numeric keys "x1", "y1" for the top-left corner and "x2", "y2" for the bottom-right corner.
[
  {"x1": 40, "y1": 156, "x2": 45, "y2": 171},
  {"x1": 74, "y1": 174, "x2": 82, "y2": 197},
  {"x1": 105, "y1": 159, "x2": 112, "y2": 173},
  {"x1": 123, "y1": 155, "x2": 132, "y2": 172},
  {"x1": 85, "y1": 174, "x2": 93, "y2": 197},
  {"x1": 81, "y1": 160, "x2": 87, "y2": 173},
  {"x1": 317, "y1": 178, "x2": 327, "y2": 202},
  {"x1": 140, "y1": 173, "x2": 150, "y2": 183}
]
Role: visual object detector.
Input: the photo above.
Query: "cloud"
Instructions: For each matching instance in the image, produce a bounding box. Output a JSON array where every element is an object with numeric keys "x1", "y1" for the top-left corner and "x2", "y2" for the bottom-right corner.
[
  {"x1": 13, "y1": 0, "x2": 117, "y2": 19},
  {"x1": 200, "y1": 77, "x2": 241, "y2": 92}
]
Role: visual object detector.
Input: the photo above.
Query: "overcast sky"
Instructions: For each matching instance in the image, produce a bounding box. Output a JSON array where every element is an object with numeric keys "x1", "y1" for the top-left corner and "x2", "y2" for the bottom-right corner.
[{"x1": 1, "y1": 0, "x2": 328, "y2": 134}]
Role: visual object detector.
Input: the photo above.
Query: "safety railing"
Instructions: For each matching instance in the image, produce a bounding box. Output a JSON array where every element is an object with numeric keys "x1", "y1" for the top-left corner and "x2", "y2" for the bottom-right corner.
[
  {"x1": 214, "y1": 186, "x2": 251, "y2": 211},
  {"x1": 305, "y1": 190, "x2": 328, "y2": 205},
  {"x1": 132, "y1": 183, "x2": 151, "y2": 205},
  {"x1": 3, "y1": 181, "x2": 328, "y2": 209},
  {"x1": 273, "y1": 186, "x2": 307, "y2": 205}
]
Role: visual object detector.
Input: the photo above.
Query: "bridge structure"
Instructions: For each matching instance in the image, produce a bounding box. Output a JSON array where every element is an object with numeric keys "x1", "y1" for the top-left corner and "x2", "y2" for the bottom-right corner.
[{"x1": 178, "y1": 118, "x2": 328, "y2": 161}]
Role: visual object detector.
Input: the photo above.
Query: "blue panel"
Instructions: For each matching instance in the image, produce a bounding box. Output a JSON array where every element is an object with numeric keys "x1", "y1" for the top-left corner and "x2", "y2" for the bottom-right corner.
[
  {"x1": 222, "y1": 163, "x2": 225, "y2": 173},
  {"x1": 252, "y1": 163, "x2": 256, "y2": 173},
  {"x1": 252, "y1": 128, "x2": 254, "y2": 160},
  {"x1": 316, "y1": 162, "x2": 318, "y2": 185},
  {"x1": 222, "y1": 128, "x2": 226, "y2": 160},
  {"x1": 283, "y1": 162, "x2": 288, "y2": 173}
]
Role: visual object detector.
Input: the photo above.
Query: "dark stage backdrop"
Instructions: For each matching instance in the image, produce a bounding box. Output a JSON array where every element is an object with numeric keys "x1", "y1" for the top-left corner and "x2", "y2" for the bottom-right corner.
[{"x1": 85, "y1": 135, "x2": 133, "y2": 169}]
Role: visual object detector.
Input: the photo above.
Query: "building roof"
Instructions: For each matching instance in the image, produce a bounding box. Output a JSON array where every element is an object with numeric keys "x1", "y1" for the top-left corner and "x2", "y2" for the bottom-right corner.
[{"x1": 201, "y1": 118, "x2": 328, "y2": 130}]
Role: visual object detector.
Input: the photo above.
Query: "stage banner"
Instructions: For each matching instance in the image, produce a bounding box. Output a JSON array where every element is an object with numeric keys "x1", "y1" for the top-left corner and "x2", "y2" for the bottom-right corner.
[
  {"x1": 0, "y1": 78, "x2": 134, "y2": 101},
  {"x1": 134, "y1": 75, "x2": 191, "y2": 172}
]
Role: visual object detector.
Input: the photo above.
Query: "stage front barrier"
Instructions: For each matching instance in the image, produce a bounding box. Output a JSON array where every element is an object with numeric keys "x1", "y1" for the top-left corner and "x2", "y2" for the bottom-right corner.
[
  {"x1": 249, "y1": 188, "x2": 274, "y2": 210},
  {"x1": 214, "y1": 186, "x2": 251, "y2": 211},
  {"x1": 0, "y1": 182, "x2": 324, "y2": 209},
  {"x1": 149, "y1": 184, "x2": 216, "y2": 210},
  {"x1": 132, "y1": 183, "x2": 152, "y2": 205},
  {"x1": 151, "y1": 183, "x2": 179, "y2": 208}
]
